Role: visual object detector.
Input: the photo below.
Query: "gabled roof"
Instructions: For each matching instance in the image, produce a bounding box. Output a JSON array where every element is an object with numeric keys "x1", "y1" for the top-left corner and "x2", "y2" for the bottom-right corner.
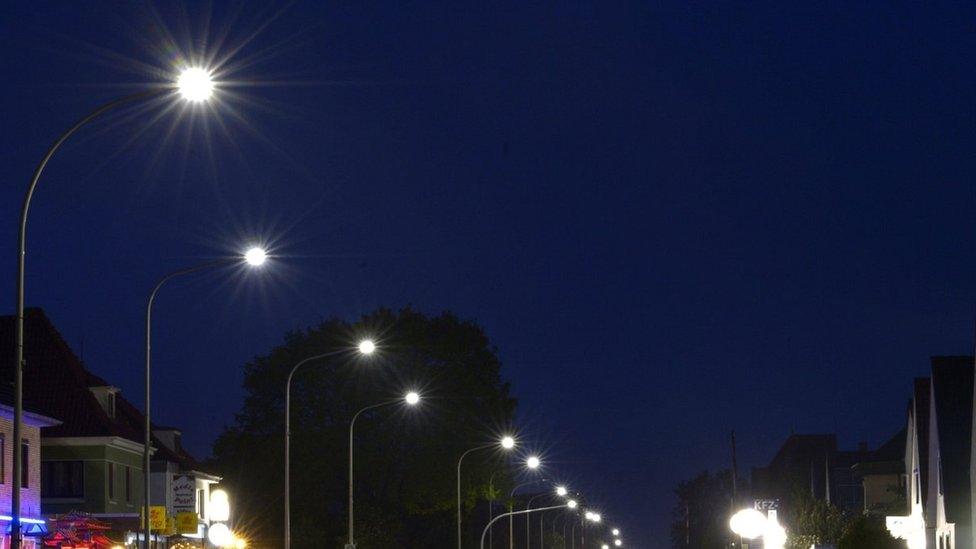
[
  {"x1": 0, "y1": 309, "x2": 205, "y2": 471},
  {"x1": 913, "y1": 377, "x2": 931, "y2": 505},
  {"x1": 930, "y1": 356, "x2": 974, "y2": 526}
]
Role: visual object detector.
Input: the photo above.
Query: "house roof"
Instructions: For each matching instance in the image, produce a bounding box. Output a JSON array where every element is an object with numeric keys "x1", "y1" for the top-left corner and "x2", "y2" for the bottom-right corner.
[
  {"x1": 913, "y1": 377, "x2": 931, "y2": 506},
  {"x1": 0, "y1": 309, "x2": 205, "y2": 471}
]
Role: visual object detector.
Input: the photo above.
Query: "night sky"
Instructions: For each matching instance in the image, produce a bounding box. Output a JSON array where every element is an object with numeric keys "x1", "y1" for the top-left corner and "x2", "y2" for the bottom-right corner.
[{"x1": 2, "y1": 2, "x2": 975, "y2": 545}]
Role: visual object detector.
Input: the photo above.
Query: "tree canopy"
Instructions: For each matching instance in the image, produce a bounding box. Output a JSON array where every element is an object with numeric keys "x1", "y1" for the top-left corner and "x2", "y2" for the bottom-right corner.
[{"x1": 210, "y1": 307, "x2": 518, "y2": 547}]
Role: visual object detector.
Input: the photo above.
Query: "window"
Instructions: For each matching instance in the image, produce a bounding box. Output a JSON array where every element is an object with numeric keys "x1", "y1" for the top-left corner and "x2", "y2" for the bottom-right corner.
[
  {"x1": 21, "y1": 440, "x2": 28, "y2": 488},
  {"x1": 197, "y1": 488, "x2": 206, "y2": 519},
  {"x1": 125, "y1": 466, "x2": 132, "y2": 503},
  {"x1": 41, "y1": 461, "x2": 84, "y2": 498},
  {"x1": 108, "y1": 462, "x2": 115, "y2": 500}
]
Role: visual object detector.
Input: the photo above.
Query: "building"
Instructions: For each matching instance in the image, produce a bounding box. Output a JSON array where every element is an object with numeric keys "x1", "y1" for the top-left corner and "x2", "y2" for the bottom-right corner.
[
  {"x1": 0, "y1": 309, "x2": 221, "y2": 545},
  {"x1": 887, "y1": 357, "x2": 976, "y2": 549},
  {"x1": 0, "y1": 393, "x2": 59, "y2": 549}
]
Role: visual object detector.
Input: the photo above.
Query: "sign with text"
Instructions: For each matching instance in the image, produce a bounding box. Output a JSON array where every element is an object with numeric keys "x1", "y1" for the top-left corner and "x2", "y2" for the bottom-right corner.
[
  {"x1": 143, "y1": 506, "x2": 167, "y2": 531},
  {"x1": 754, "y1": 499, "x2": 780, "y2": 511},
  {"x1": 172, "y1": 475, "x2": 197, "y2": 514}
]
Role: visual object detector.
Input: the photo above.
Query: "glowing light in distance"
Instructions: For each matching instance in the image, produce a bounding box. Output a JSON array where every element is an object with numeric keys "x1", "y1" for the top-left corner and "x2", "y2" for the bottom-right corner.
[
  {"x1": 592, "y1": 513, "x2": 602, "y2": 523},
  {"x1": 585, "y1": 512, "x2": 594, "y2": 520},
  {"x1": 358, "y1": 340, "x2": 376, "y2": 355},
  {"x1": 567, "y1": 499, "x2": 578, "y2": 509},
  {"x1": 729, "y1": 508, "x2": 767, "y2": 540},
  {"x1": 232, "y1": 536, "x2": 248, "y2": 549},
  {"x1": 556, "y1": 486, "x2": 568, "y2": 497},
  {"x1": 243, "y1": 247, "x2": 267, "y2": 266},
  {"x1": 208, "y1": 523, "x2": 232, "y2": 546},
  {"x1": 405, "y1": 391, "x2": 421, "y2": 405},
  {"x1": 612, "y1": 529, "x2": 619, "y2": 536},
  {"x1": 764, "y1": 514, "x2": 787, "y2": 549},
  {"x1": 602, "y1": 545, "x2": 609, "y2": 549},
  {"x1": 501, "y1": 436, "x2": 516, "y2": 449},
  {"x1": 614, "y1": 540, "x2": 623, "y2": 547},
  {"x1": 209, "y1": 489, "x2": 230, "y2": 522},
  {"x1": 177, "y1": 67, "x2": 214, "y2": 101},
  {"x1": 526, "y1": 456, "x2": 541, "y2": 469}
]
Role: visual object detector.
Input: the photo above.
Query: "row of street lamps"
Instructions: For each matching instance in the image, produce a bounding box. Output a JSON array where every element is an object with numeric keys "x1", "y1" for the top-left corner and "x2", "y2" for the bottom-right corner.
[{"x1": 9, "y1": 64, "x2": 628, "y2": 549}]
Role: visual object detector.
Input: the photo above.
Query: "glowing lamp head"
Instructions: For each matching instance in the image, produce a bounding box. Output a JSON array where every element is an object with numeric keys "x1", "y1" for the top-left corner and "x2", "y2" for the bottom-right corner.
[
  {"x1": 405, "y1": 391, "x2": 421, "y2": 405},
  {"x1": 209, "y1": 489, "x2": 230, "y2": 522},
  {"x1": 526, "y1": 456, "x2": 541, "y2": 469},
  {"x1": 208, "y1": 523, "x2": 232, "y2": 546},
  {"x1": 593, "y1": 513, "x2": 602, "y2": 523},
  {"x1": 556, "y1": 486, "x2": 568, "y2": 497},
  {"x1": 612, "y1": 529, "x2": 619, "y2": 536},
  {"x1": 585, "y1": 511, "x2": 594, "y2": 520},
  {"x1": 358, "y1": 339, "x2": 376, "y2": 355},
  {"x1": 567, "y1": 499, "x2": 578, "y2": 509},
  {"x1": 729, "y1": 508, "x2": 767, "y2": 540},
  {"x1": 500, "y1": 436, "x2": 516, "y2": 449},
  {"x1": 243, "y1": 247, "x2": 267, "y2": 266},
  {"x1": 177, "y1": 67, "x2": 214, "y2": 101},
  {"x1": 614, "y1": 540, "x2": 622, "y2": 547},
  {"x1": 602, "y1": 545, "x2": 610, "y2": 549}
]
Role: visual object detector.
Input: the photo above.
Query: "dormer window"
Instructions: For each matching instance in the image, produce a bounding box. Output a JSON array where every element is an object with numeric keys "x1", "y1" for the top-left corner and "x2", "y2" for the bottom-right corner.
[{"x1": 88, "y1": 386, "x2": 121, "y2": 419}]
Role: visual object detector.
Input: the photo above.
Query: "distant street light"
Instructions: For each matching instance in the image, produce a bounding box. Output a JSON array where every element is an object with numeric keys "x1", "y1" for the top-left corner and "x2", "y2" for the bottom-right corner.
[
  {"x1": 144, "y1": 248, "x2": 265, "y2": 549},
  {"x1": 284, "y1": 340, "x2": 376, "y2": 549},
  {"x1": 456, "y1": 436, "x2": 518, "y2": 549},
  {"x1": 10, "y1": 67, "x2": 216, "y2": 549},
  {"x1": 526, "y1": 456, "x2": 541, "y2": 469},
  {"x1": 347, "y1": 392, "x2": 422, "y2": 548},
  {"x1": 481, "y1": 502, "x2": 576, "y2": 549},
  {"x1": 729, "y1": 508, "x2": 767, "y2": 540},
  {"x1": 612, "y1": 528, "x2": 619, "y2": 536},
  {"x1": 177, "y1": 67, "x2": 215, "y2": 101},
  {"x1": 614, "y1": 539, "x2": 623, "y2": 547}
]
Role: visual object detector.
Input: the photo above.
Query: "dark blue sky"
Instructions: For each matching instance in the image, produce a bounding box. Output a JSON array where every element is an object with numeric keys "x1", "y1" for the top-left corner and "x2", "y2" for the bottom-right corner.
[{"x1": 2, "y1": 2, "x2": 974, "y2": 545}]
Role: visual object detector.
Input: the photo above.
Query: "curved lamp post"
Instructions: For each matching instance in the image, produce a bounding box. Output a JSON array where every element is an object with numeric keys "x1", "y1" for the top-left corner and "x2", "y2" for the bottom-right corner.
[
  {"x1": 347, "y1": 392, "x2": 421, "y2": 548},
  {"x1": 456, "y1": 435, "x2": 516, "y2": 549},
  {"x1": 143, "y1": 246, "x2": 265, "y2": 549},
  {"x1": 481, "y1": 501, "x2": 575, "y2": 549},
  {"x1": 10, "y1": 66, "x2": 214, "y2": 549},
  {"x1": 506, "y1": 459, "x2": 542, "y2": 549},
  {"x1": 284, "y1": 339, "x2": 376, "y2": 549}
]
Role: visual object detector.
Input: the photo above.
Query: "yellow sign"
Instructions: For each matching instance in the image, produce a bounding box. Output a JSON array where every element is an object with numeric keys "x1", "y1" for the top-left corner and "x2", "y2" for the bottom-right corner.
[
  {"x1": 177, "y1": 512, "x2": 198, "y2": 534},
  {"x1": 164, "y1": 516, "x2": 177, "y2": 536},
  {"x1": 143, "y1": 506, "x2": 167, "y2": 531}
]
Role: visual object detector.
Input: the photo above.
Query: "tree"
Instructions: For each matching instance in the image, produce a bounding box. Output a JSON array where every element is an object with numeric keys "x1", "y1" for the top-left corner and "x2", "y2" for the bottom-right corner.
[
  {"x1": 671, "y1": 469, "x2": 739, "y2": 548},
  {"x1": 210, "y1": 308, "x2": 518, "y2": 548}
]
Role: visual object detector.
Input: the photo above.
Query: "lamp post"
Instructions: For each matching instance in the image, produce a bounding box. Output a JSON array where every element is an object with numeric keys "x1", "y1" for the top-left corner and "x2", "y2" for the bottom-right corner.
[
  {"x1": 284, "y1": 339, "x2": 376, "y2": 549},
  {"x1": 525, "y1": 485, "x2": 565, "y2": 549},
  {"x1": 347, "y1": 392, "x2": 421, "y2": 548},
  {"x1": 11, "y1": 67, "x2": 214, "y2": 549},
  {"x1": 507, "y1": 458, "x2": 542, "y2": 549},
  {"x1": 481, "y1": 502, "x2": 575, "y2": 549},
  {"x1": 143, "y1": 246, "x2": 265, "y2": 549},
  {"x1": 457, "y1": 436, "x2": 516, "y2": 549}
]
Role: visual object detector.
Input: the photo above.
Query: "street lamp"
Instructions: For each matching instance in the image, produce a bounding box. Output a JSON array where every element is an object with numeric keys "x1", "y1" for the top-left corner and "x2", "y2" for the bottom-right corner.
[
  {"x1": 347, "y1": 392, "x2": 421, "y2": 548},
  {"x1": 456, "y1": 435, "x2": 517, "y2": 549},
  {"x1": 481, "y1": 501, "x2": 576, "y2": 549},
  {"x1": 10, "y1": 66, "x2": 215, "y2": 549},
  {"x1": 611, "y1": 528, "x2": 619, "y2": 536},
  {"x1": 526, "y1": 456, "x2": 541, "y2": 469},
  {"x1": 284, "y1": 340, "x2": 376, "y2": 549},
  {"x1": 526, "y1": 483, "x2": 570, "y2": 549},
  {"x1": 614, "y1": 538, "x2": 623, "y2": 547},
  {"x1": 177, "y1": 67, "x2": 215, "y2": 101},
  {"x1": 143, "y1": 248, "x2": 265, "y2": 549}
]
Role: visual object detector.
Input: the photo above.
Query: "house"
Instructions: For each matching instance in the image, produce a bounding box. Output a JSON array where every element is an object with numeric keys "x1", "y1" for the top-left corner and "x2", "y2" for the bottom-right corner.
[
  {"x1": 0, "y1": 391, "x2": 59, "y2": 549},
  {"x1": 1, "y1": 309, "x2": 222, "y2": 545},
  {"x1": 887, "y1": 357, "x2": 975, "y2": 549}
]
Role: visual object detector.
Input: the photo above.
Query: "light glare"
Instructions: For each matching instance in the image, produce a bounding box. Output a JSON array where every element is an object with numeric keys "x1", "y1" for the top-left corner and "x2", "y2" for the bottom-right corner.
[
  {"x1": 244, "y1": 247, "x2": 267, "y2": 266},
  {"x1": 614, "y1": 540, "x2": 622, "y2": 547},
  {"x1": 526, "y1": 456, "x2": 541, "y2": 469},
  {"x1": 556, "y1": 486, "x2": 568, "y2": 497},
  {"x1": 405, "y1": 391, "x2": 421, "y2": 405},
  {"x1": 501, "y1": 436, "x2": 516, "y2": 449},
  {"x1": 729, "y1": 508, "x2": 767, "y2": 540},
  {"x1": 612, "y1": 529, "x2": 619, "y2": 536},
  {"x1": 177, "y1": 67, "x2": 215, "y2": 101},
  {"x1": 358, "y1": 339, "x2": 376, "y2": 355},
  {"x1": 567, "y1": 499, "x2": 578, "y2": 509}
]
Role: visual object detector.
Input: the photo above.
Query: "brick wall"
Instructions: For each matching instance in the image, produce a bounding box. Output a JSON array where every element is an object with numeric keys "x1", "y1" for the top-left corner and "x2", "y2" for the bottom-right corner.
[{"x1": 0, "y1": 416, "x2": 43, "y2": 519}]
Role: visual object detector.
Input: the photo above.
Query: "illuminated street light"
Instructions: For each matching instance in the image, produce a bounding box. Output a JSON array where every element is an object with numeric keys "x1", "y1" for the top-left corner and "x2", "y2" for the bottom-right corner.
[
  {"x1": 614, "y1": 539, "x2": 623, "y2": 547},
  {"x1": 593, "y1": 513, "x2": 602, "y2": 523},
  {"x1": 457, "y1": 435, "x2": 518, "y2": 549},
  {"x1": 208, "y1": 523, "x2": 232, "y2": 547},
  {"x1": 567, "y1": 499, "x2": 578, "y2": 509},
  {"x1": 11, "y1": 65, "x2": 225, "y2": 549},
  {"x1": 358, "y1": 339, "x2": 376, "y2": 355},
  {"x1": 526, "y1": 456, "x2": 541, "y2": 469},
  {"x1": 612, "y1": 529, "x2": 619, "y2": 536},
  {"x1": 177, "y1": 67, "x2": 215, "y2": 101},
  {"x1": 285, "y1": 340, "x2": 377, "y2": 549},
  {"x1": 144, "y1": 248, "x2": 266, "y2": 549},
  {"x1": 602, "y1": 545, "x2": 609, "y2": 549},
  {"x1": 244, "y1": 246, "x2": 267, "y2": 266},
  {"x1": 210, "y1": 489, "x2": 230, "y2": 522},
  {"x1": 348, "y1": 394, "x2": 422, "y2": 548},
  {"x1": 556, "y1": 486, "x2": 568, "y2": 497}
]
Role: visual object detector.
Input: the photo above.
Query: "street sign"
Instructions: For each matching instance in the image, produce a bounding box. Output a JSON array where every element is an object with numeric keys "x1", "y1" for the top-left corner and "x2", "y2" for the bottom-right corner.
[
  {"x1": 172, "y1": 475, "x2": 196, "y2": 514},
  {"x1": 143, "y1": 506, "x2": 167, "y2": 530}
]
